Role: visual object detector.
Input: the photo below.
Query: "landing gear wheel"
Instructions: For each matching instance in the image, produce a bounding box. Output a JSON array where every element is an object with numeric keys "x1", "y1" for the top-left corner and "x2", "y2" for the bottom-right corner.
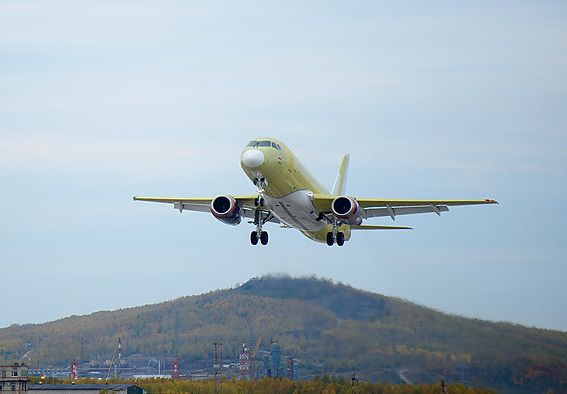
[
  {"x1": 250, "y1": 231, "x2": 258, "y2": 245},
  {"x1": 326, "y1": 232, "x2": 334, "y2": 246},
  {"x1": 336, "y1": 232, "x2": 345, "y2": 246},
  {"x1": 260, "y1": 231, "x2": 269, "y2": 245}
]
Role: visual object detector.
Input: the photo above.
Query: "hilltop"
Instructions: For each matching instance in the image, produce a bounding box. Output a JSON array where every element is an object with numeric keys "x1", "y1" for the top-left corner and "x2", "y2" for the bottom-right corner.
[{"x1": 0, "y1": 275, "x2": 564, "y2": 393}]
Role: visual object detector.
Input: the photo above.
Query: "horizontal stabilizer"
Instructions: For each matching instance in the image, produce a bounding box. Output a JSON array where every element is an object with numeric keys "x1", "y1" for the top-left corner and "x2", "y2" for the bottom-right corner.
[{"x1": 351, "y1": 225, "x2": 412, "y2": 230}]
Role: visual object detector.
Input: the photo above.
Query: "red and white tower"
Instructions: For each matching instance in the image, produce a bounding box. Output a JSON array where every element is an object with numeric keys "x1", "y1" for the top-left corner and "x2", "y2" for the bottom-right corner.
[
  {"x1": 70, "y1": 359, "x2": 78, "y2": 380},
  {"x1": 239, "y1": 343, "x2": 250, "y2": 380},
  {"x1": 172, "y1": 358, "x2": 180, "y2": 380}
]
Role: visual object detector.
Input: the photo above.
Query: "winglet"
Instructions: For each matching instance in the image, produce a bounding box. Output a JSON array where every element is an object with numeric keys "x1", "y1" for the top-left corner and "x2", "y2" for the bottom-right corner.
[{"x1": 332, "y1": 153, "x2": 350, "y2": 196}]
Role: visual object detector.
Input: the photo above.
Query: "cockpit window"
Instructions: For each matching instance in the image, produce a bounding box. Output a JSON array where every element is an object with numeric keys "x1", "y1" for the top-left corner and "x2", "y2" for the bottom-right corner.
[{"x1": 247, "y1": 140, "x2": 281, "y2": 149}]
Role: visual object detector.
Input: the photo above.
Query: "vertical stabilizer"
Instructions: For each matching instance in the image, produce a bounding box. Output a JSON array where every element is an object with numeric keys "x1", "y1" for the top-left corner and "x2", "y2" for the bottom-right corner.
[{"x1": 332, "y1": 154, "x2": 350, "y2": 195}]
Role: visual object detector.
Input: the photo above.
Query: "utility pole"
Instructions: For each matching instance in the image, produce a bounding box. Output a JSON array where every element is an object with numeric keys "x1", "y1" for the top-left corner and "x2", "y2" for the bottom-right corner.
[
  {"x1": 116, "y1": 337, "x2": 121, "y2": 379},
  {"x1": 213, "y1": 342, "x2": 222, "y2": 394},
  {"x1": 250, "y1": 337, "x2": 261, "y2": 379}
]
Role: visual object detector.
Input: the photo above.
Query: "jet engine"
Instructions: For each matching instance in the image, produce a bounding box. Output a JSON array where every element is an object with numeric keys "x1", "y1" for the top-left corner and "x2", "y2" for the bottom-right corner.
[
  {"x1": 210, "y1": 195, "x2": 242, "y2": 225},
  {"x1": 331, "y1": 196, "x2": 363, "y2": 225}
]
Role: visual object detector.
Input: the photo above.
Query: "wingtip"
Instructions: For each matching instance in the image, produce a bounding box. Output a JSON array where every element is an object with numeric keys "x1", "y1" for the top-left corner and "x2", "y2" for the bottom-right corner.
[
  {"x1": 485, "y1": 198, "x2": 499, "y2": 204},
  {"x1": 133, "y1": 196, "x2": 138, "y2": 201}
]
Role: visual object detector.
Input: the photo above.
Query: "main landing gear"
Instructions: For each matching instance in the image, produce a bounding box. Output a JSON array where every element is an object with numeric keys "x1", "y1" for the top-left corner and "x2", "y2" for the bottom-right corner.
[
  {"x1": 326, "y1": 219, "x2": 345, "y2": 247},
  {"x1": 251, "y1": 230, "x2": 268, "y2": 245},
  {"x1": 326, "y1": 231, "x2": 345, "y2": 246},
  {"x1": 250, "y1": 214, "x2": 269, "y2": 245}
]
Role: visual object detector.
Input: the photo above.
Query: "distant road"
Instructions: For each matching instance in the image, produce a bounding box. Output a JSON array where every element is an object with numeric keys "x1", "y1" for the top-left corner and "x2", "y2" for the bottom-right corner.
[{"x1": 397, "y1": 369, "x2": 412, "y2": 385}]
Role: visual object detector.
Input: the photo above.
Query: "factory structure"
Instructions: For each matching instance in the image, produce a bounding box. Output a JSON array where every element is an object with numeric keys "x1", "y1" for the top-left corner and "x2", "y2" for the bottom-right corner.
[
  {"x1": 21, "y1": 336, "x2": 297, "y2": 382},
  {"x1": 0, "y1": 338, "x2": 297, "y2": 394}
]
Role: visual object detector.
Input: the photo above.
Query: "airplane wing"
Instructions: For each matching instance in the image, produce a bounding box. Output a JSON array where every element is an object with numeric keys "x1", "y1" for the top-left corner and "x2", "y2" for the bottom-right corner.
[
  {"x1": 133, "y1": 195, "x2": 280, "y2": 223},
  {"x1": 311, "y1": 194, "x2": 497, "y2": 221}
]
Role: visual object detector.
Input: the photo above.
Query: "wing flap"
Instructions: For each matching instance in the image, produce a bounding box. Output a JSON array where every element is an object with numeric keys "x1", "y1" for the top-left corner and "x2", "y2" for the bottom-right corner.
[
  {"x1": 365, "y1": 205, "x2": 449, "y2": 219},
  {"x1": 312, "y1": 193, "x2": 497, "y2": 212},
  {"x1": 133, "y1": 195, "x2": 281, "y2": 223},
  {"x1": 134, "y1": 195, "x2": 257, "y2": 206},
  {"x1": 173, "y1": 202, "x2": 210, "y2": 213},
  {"x1": 355, "y1": 198, "x2": 498, "y2": 208},
  {"x1": 351, "y1": 225, "x2": 412, "y2": 230},
  {"x1": 133, "y1": 196, "x2": 212, "y2": 204}
]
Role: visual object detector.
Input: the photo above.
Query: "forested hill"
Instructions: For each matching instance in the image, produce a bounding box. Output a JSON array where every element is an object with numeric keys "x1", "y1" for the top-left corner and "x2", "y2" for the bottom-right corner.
[{"x1": 0, "y1": 275, "x2": 564, "y2": 393}]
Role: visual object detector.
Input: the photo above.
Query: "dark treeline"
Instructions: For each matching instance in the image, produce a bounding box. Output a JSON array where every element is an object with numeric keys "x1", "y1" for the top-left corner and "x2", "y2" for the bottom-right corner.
[{"x1": 31, "y1": 377, "x2": 496, "y2": 394}]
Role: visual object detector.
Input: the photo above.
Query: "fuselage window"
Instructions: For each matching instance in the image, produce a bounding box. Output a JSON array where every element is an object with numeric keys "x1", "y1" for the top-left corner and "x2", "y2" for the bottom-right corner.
[
  {"x1": 258, "y1": 141, "x2": 272, "y2": 147},
  {"x1": 246, "y1": 140, "x2": 259, "y2": 147},
  {"x1": 271, "y1": 142, "x2": 282, "y2": 150}
]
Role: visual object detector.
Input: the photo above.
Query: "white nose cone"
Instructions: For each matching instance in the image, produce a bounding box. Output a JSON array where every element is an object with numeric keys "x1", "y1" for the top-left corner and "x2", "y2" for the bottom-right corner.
[{"x1": 242, "y1": 149, "x2": 264, "y2": 168}]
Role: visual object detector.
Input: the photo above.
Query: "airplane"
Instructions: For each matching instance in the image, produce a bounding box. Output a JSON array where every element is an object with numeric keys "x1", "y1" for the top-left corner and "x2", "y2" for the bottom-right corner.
[{"x1": 133, "y1": 137, "x2": 497, "y2": 246}]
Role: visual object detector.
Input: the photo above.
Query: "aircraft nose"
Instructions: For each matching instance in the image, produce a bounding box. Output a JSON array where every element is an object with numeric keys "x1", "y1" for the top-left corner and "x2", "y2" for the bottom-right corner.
[{"x1": 241, "y1": 149, "x2": 265, "y2": 168}]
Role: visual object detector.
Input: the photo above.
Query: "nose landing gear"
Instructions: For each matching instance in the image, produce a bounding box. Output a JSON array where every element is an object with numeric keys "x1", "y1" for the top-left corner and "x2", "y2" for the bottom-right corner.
[{"x1": 251, "y1": 187, "x2": 269, "y2": 246}]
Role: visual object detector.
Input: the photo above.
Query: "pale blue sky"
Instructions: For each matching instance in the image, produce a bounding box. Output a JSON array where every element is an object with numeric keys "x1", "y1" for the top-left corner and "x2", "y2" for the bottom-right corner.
[{"x1": 0, "y1": 1, "x2": 565, "y2": 331}]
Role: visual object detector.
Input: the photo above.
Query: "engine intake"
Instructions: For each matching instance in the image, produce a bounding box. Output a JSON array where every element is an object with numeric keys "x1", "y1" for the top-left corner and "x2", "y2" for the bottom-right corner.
[
  {"x1": 210, "y1": 195, "x2": 241, "y2": 225},
  {"x1": 331, "y1": 196, "x2": 363, "y2": 225}
]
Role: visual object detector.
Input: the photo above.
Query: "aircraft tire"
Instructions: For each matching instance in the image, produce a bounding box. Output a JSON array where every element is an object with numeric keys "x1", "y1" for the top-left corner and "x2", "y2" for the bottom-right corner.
[
  {"x1": 251, "y1": 231, "x2": 258, "y2": 245},
  {"x1": 260, "y1": 231, "x2": 269, "y2": 245},
  {"x1": 336, "y1": 232, "x2": 345, "y2": 246},
  {"x1": 326, "y1": 232, "x2": 334, "y2": 246}
]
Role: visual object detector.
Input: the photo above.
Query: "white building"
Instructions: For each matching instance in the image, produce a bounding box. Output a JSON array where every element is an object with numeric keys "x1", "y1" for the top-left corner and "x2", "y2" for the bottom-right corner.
[{"x1": 0, "y1": 364, "x2": 29, "y2": 393}]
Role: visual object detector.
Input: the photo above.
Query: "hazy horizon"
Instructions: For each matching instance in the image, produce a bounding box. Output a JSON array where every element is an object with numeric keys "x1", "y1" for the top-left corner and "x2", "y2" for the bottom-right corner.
[{"x1": 3, "y1": 273, "x2": 563, "y2": 333}]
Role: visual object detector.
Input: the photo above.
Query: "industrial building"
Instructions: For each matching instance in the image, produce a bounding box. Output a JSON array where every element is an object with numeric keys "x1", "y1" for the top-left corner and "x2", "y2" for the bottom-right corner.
[{"x1": 270, "y1": 343, "x2": 282, "y2": 378}]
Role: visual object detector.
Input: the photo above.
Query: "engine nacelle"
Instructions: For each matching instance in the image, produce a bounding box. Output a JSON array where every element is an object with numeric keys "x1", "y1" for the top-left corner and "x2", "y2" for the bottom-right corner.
[
  {"x1": 210, "y1": 195, "x2": 241, "y2": 226},
  {"x1": 331, "y1": 196, "x2": 363, "y2": 225}
]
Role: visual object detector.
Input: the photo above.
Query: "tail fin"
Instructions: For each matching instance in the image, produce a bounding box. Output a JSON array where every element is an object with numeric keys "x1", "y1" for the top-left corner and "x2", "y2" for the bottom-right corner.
[{"x1": 332, "y1": 154, "x2": 350, "y2": 195}]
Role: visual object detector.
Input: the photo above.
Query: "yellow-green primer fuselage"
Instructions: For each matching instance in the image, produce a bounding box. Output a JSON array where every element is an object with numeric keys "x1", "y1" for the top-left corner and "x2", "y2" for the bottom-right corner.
[{"x1": 240, "y1": 138, "x2": 351, "y2": 243}]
